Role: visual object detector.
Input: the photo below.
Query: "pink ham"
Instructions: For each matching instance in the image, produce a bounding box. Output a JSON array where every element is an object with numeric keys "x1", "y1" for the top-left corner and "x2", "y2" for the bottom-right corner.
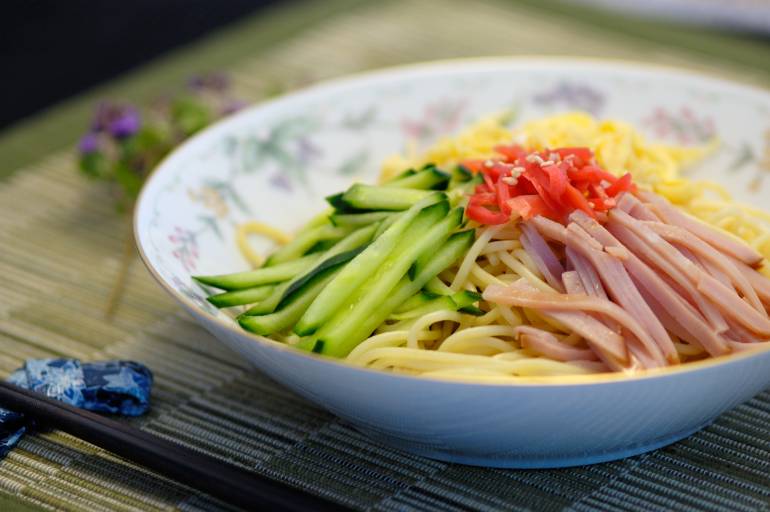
[
  {"x1": 515, "y1": 325, "x2": 598, "y2": 362},
  {"x1": 569, "y1": 210, "x2": 730, "y2": 356},
  {"x1": 520, "y1": 223, "x2": 565, "y2": 292},
  {"x1": 608, "y1": 210, "x2": 730, "y2": 333},
  {"x1": 484, "y1": 280, "x2": 669, "y2": 367},
  {"x1": 640, "y1": 190, "x2": 764, "y2": 268},
  {"x1": 564, "y1": 224, "x2": 677, "y2": 363},
  {"x1": 644, "y1": 221, "x2": 764, "y2": 314}
]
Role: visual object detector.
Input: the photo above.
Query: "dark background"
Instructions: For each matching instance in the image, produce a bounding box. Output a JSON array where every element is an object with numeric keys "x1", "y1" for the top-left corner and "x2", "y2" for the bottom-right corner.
[{"x1": 1, "y1": 0, "x2": 281, "y2": 131}]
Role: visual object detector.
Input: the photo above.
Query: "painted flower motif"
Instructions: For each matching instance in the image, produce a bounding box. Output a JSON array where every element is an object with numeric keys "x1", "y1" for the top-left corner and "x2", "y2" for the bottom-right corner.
[
  {"x1": 269, "y1": 173, "x2": 292, "y2": 191},
  {"x1": 401, "y1": 98, "x2": 467, "y2": 143},
  {"x1": 168, "y1": 226, "x2": 198, "y2": 272},
  {"x1": 533, "y1": 82, "x2": 605, "y2": 116},
  {"x1": 240, "y1": 117, "x2": 321, "y2": 185},
  {"x1": 188, "y1": 185, "x2": 229, "y2": 218},
  {"x1": 643, "y1": 106, "x2": 715, "y2": 145}
]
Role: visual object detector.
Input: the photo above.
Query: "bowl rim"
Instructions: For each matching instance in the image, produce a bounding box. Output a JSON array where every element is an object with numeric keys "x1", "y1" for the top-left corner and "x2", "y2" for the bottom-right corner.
[{"x1": 134, "y1": 55, "x2": 770, "y2": 387}]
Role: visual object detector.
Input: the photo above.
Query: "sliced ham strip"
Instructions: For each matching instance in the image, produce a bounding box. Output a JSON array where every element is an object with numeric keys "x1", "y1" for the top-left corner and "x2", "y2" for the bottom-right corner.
[
  {"x1": 520, "y1": 223, "x2": 565, "y2": 292},
  {"x1": 640, "y1": 190, "x2": 764, "y2": 268},
  {"x1": 616, "y1": 193, "x2": 660, "y2": 221},
  {"x1": 565, "y1": 247, "x2": 609, "y2": 300},
  {"x1": 696, "y1": 272, "x2": 770, "y2": 336},
  {"x1": 644, "y1": 221, "x2": 765, "y2": 314},
  {"x1": 634, "y1": 280, "x2": 702, "y2": 347},
  {"x1": 731, "y1": 257, "x2": 770, "y2": 307},
  {"x1": 564, "y1": 224, "x2": 675, "y2": 363},
  {"x1": 485, "y1": 280, "x2": 668, "y2": 367},
  {"x1": 569, "y1": 210, "x2": 730, "y2": 356},
  {"x1": 608, "y1": 210, "x2": 730, "y2": 333},
  {"x1": 514, "y1": 325, "x2": 598, "y2": 361},
  {"x1": 528, "y1": 215, "x2": 568, "y2": 244}
]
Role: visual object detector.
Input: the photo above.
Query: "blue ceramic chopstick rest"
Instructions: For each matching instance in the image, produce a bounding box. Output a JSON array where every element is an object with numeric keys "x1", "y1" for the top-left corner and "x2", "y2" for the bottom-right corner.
[{"x1": 0, "y1": 359, "x2": 153, "y2": 456}]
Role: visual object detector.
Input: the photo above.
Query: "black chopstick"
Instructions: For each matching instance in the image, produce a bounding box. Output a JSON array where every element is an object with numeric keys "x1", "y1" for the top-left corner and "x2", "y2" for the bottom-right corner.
[{"x1": 0, "y1": 381, "x2": 349, "y2": 512}]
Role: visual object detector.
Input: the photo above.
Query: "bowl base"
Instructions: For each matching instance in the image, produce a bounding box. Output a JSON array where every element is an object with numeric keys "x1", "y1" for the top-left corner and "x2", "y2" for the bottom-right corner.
[{"x1": 354, "y1": 421, "x2": 711, "y2": 469}]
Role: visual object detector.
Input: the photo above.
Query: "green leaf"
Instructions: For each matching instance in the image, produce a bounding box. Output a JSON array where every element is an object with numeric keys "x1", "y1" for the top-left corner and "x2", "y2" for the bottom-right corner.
[
  {"x1": 172, "y1": 95, "x2": 213, "y2": 136},
  {"x1": 114, "y1": 161, "x2": 144, "y2": 198},
  {"x1": 79, "y1": 152, "x2": 110, "y2": 179}
]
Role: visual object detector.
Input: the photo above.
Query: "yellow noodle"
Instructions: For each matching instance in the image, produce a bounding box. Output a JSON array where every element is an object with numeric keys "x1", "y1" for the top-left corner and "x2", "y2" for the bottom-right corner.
[{"x1": 236, "y1": 221, "x2": 291, "y2": 267}]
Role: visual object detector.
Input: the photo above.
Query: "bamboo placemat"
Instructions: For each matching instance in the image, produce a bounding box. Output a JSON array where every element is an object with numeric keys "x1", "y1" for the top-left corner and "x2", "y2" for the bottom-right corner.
[{"x1": 2, "y1": 1, "x2": 770, "y2": 510}]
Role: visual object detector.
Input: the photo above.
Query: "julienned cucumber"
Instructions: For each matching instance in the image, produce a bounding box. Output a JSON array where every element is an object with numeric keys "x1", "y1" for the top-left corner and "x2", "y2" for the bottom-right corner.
[
  {"x1": 242, "y1": 224, "x2": 378, "y2": 316},
  {"x1": 243, "y1": 280, "x2": 292, "y2": 315},
  {"x1": 265, "y1": 224, "x2": 353, "y2": 266},
  {"x1": 393, "y1": 291, "x2": 440, "y2": 314},
  {"x1": 293, "y1": 193, "x2": 445, "y2": 335},
  {"x1": 193, "y1": 253, "x2": 320, "y2": 291},
  {"x1": 278, "y1": 247, "x2": 365, "y2": 308},
  {"x1": 384, "y1": 167, "x2": 450, "y2": 190},
  {"x1": 388, "y1": 290, "x2": 480, "y2": 321},
  {"x1": 329, "y1": 211, "x2": 393, "y2": 227},
  {"x1": 423, "y1": 276, "x2": 453, "y2": 296},
  {"x1": 313, "y1": 205, "x2": 464, "y2": 357},
  {"x1": 239, "y1": 267, "x2": 340, "y2": 336},
  {"x1": 207, "y1": 284, "x2": 275, "y2": 308},
  {"x1": 340, "y1": 184, "x2": 436, "y2": 211},
  {"x1": 303, "y1": 229, "x2": 475, "y2": 356}
]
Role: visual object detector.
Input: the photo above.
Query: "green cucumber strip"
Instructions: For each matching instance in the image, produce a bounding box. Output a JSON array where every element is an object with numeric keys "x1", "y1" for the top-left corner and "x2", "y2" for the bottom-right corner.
[
  {"x1": 242, "y1": 224, "x2": 378, "y2": 316},
  {"x1": 193, "y1": 254, "x2": 320, "y2": 291},
  {"x1": 459, "y1": 305, "x2": 484, "y2": 316},
  {"x1": 278, "y1": 247, "x2": 365, "y2": 308},
  {"x1": 293, "y1": 193, "x2": 444, "y2": 335},
  {"x1": 207, "y1": 285, "x2": 275, "y2": 308},
  {"x1": 340, "y1": 184, "x2": 436, "y2": 211},
  {"x1": 243, "y1": 279, "x2": 292, "y2": 315},
  {"x1": 388, "y1": 168, "x2": 417, "y2": 182},
  {"x1": 265, "y1": 224, "x2": 353, "y2": 266},
  {"x1": 423, "y1": 276, "x2": 453, "y2": 295},
  {"x1": 452, "y1": 290, "x2": 482, "y2": 308},
  {"x1": 389, "y1": 296, "x2": 455, "y2": 321},
  {"x1": 408, "y1": 207, "x2": 465, "y2": 279},
  {"x1": 295, "y1": 209, "x2": 334, "y2": 235},
  {"x1": 239, "y1": 268, "x2": 340, "y2": 336},
  {"x1": 329, "y1": 211, "x2": 393, "y2": 227},
  {"x1": 393, "y1": 291, "x2": 440, "y2": 314},
  {"x1": 305, "y1": 239, "x2": 338, "y2": 254},
  {"x1": 387, "y1": 290, "x2": 480, "y2": 321},
  {"x1": 384, "y1": 167, "x2": 450, "y2": 190},
  {"x1": 452, "y1": 165, "x2": 474, "y2": 182},
  {"x1": 373, "y1": 210, "x2": 403, "y2": 239},
  {"x1": 315, "y1": 205, "x2": 463, "y2": 357},
  {"x1": 297, "y1": 230, "x2": 475, "y2": 355}
]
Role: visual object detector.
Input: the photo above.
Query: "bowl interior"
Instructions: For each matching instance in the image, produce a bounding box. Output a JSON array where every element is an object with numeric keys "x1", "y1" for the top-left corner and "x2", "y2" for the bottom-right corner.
[{"x1": 136, "y1": 57, "x2": 770, "y2": 332}]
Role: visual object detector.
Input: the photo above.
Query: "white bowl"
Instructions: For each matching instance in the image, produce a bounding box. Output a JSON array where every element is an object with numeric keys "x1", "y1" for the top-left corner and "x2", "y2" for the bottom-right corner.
[{"x1": 135, "y1": 58, "x2": 770, "y2": 468}]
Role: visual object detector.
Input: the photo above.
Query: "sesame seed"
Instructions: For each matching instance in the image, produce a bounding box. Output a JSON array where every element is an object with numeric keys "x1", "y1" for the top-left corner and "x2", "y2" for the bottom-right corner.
[
  {"x1": 502, "y1": 177, "x2": 519, "y2": 185},
  {"x1": 484, "y1": 159, "x2": 495, "y2": 168}
]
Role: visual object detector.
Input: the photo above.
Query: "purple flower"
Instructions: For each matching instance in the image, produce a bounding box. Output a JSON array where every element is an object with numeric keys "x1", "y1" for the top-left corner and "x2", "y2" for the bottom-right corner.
[
  {"x1": 91, "y1": 102, "x2": 141, "y2": 139},
  {"x1": 108, "y1": 106, "x2": 141, "y2": 139},
  {"x1": 78, "y1": 132, "x2": 100, "y2": 154}
]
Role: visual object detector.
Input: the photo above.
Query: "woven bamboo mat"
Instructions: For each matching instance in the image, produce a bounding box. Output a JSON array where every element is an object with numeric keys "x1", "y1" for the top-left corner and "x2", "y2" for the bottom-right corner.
[{"x1": 2, "y1": 1, "x2": 770, "y2": 510}]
